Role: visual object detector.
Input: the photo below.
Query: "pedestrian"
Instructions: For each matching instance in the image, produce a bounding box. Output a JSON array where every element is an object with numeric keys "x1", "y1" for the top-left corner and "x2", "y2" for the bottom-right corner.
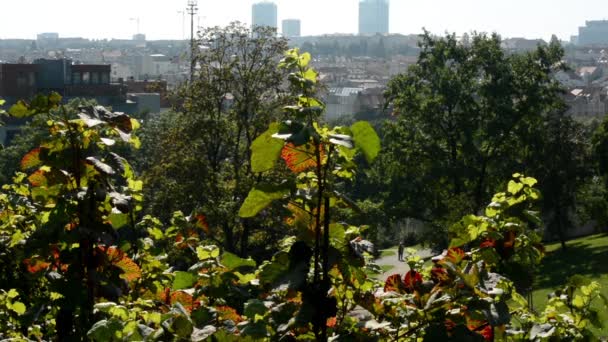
[{"x1": 397, "y1": 242, "x2": 404, "y2": 261}]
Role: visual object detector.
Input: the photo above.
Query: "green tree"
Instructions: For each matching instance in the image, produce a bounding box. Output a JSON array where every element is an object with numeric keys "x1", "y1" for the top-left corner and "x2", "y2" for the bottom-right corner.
[
  {"x1": 140, "y1": 23, "x2": 290, "y2": 257},
  {"x1": 529, "y1": 113, "x2": 589, "y2": 250},
  {"x1": 370, "y1": 32, "x2": 565, "y2": 247}
]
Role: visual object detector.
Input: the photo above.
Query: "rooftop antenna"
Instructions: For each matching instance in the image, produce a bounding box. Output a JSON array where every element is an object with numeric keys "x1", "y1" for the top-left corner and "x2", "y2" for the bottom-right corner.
[{"x1": 187, "y1": 0, "x2": 198, "y2": 81}]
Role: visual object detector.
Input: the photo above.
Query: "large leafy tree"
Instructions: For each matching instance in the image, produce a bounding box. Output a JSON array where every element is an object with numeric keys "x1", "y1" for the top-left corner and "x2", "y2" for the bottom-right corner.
[
  {"x1": 140, "y1": 23, "x2": 290, "y2": 257},
  {"x1": 369, "y1": 32, "x2": 566, "y2": 245},
  {"x1": 529, "y1": 113, "x2": 590, "y2": 250}
]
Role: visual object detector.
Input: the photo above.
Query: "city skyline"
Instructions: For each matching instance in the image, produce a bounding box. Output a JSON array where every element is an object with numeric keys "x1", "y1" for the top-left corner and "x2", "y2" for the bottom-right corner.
[{"x1": 1, "y1": 0, "x2": 608, "y2": 41}]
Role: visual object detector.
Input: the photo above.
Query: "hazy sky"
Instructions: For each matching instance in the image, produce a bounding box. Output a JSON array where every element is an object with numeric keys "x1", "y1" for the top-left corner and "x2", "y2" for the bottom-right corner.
[{"x1": 1, "y1": 0, "x2": 607, "y2": 41}]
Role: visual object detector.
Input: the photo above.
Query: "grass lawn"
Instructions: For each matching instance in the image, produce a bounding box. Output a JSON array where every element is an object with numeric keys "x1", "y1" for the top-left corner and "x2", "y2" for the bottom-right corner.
[
  {"x1": 532, "y1": 233, "x2": 608, "y2": 337},
  {"x1": 380, "y1": 264, "x2": 394, "y2": 273},
  {"x1": 379, "y1": 248, "x2": 396, "y2": 258}
]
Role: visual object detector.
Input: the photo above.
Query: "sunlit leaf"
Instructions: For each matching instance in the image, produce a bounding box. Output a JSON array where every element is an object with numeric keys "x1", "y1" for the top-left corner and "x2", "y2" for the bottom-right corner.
[
  {"x1": 384, "y1": 274, "x2": 405, "y2": 293},
  {"x1": 173, "y1": 271, "x2": 198, "y2": 290},
  {"x1": 239, "y1": 184, "x2": 289, "y2": 218},
  {"x1": 86, "y1": 157, "x2": 115, "y2": 175},
  {"x1": 251, "y1": 123, "x2": 284, "y2": 173},
  {"x1": 351, "y1": 121, "x2": 380, "y2": 163},
  {"x1": 281, "y1": 142, "x2": 324, "y2": 173},
  {"x1": 21, "y1": 147, "x2": 44, "y2": 170},
  {"x1": 102, "y1": 246, "x2": 141, "y2": 282}
]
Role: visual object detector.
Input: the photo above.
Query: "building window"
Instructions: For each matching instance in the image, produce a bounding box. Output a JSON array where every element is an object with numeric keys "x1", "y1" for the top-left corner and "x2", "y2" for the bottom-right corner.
[
  {"x1": 72, "y1": 72, "x2": 81, "y2": 84},
  {"x1": 16, "y1": 72, "x2": 26, "y2": 87},
  {"x1": 28, "y1": 72, "x2": 35, "y2": 86},
  {"x1": 91, "y1": 72, "x2": 99, "y2": 85},
  {"x1": 82, "y1": 72, "x2": 90, "y2": 84},
  {"x1": 101, "y1": 72, "x2": 110, "y2": 84}
]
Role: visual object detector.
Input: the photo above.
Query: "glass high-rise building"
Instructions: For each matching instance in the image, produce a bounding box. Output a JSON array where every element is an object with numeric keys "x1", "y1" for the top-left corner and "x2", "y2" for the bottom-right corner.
[
  {"x1": 252, "y1": 1, "x2": 278, "y2": 29},
  {"x1": 358, "y1": 0, "x2": 389, "y2": 35},
  {"x1": 282, "y1": 19, "x2": 301, "y2": 38},
  {"x1": 578, "y1": 20, "x2": 608, "y2": 46}
]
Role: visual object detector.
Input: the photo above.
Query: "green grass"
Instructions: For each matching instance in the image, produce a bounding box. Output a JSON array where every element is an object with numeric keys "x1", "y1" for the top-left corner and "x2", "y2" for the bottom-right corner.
[
  {"x1": 380, "y1": 264, "x2": 394, "y2": 273},
  {"x1": 379, "y1": 248, "x2": 396, "y2": 258},
  {"x1": 532, "y1": 233, "x2": 608, "y2": 337}
]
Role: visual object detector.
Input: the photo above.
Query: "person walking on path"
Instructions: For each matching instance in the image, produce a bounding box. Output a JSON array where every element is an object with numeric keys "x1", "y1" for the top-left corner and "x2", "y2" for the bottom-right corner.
[{"x1": 397, "y1": 242, "x2": 404, "y2": 261}]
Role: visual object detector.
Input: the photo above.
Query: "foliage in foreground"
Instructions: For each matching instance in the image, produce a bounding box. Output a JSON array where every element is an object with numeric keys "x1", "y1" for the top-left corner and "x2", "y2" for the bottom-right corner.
[{"x1": 0, "y1": 50, "x2": 606, "y2": 341}]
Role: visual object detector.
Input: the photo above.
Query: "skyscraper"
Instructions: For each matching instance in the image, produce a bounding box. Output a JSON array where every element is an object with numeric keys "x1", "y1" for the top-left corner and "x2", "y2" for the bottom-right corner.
[
  {"x1": 282, "y1": 19, "x2": 301, "y2": 38},
  {"x1": 358, "y1": 0, "x2": 389, "y2": 35},
  {"x1": 578, "y1": 20, "x2": 608, "y2": 46},
  {"x1": 252, "y1": 1, "x2": 278, "y2": 30}
]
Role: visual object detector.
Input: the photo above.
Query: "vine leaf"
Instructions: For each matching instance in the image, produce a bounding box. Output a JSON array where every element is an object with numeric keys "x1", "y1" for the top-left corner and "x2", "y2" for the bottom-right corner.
[
  {"x1": 281, "y1": 142, "x2": 324, "y2": 173},
  {"x1": 403, "y1": 270, "x2": 423, "y2": 291},
  {"x1": 239, "y1": 184, "x2": 289, "y2": 218},
  {"x1": 173, "y1": 271, "x2": 198, "y2": 290},
  {"x1": 351, "y1": 121, "x2": 380, "y2": 163},
  {"x1": 251, "y1": 123, "x2": 284, "y2": 173},
  {"x1": 102, "y1": 246, "x2": 141, "y2": 282},
  {"x1": 86, "y1": 157, "x2": 115, "y2": 176},
  {"x1": 21, "y1": 147, "x2": 44, "y2": 170},
  {"x1": 384, "y1": 274, "x2": 405, "y2": 293}
]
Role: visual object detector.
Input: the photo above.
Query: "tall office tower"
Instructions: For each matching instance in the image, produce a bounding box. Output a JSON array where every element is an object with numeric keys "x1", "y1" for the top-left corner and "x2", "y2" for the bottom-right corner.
[
  {"x1": 252, "y1": 1, "x2": 278, "y2": 29},
  {"x1": 282, "y1": 19, "x2": 301, "y2": 38},
  {"x1": 578, "y1": 20, "x2": 608, "y2": 46},
  {"x1": 358, "y1": 0, "x2": 389, "y2": 35}
]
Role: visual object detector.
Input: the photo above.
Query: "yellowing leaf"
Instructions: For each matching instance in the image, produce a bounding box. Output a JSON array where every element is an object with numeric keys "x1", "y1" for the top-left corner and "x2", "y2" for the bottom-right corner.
[
  {"x1": 21, "y1": 147, "x2": 43, "y2": 170},
  {"x1": 102, "y1": 246, "x2": 141, "y2": 282},
  {"x1": 11, "y1": 301, "x2": 26, "y2": 315},
  {"x1": 196, "y1": 245, "x2": 220, "y2": 260},
  {"x1": 507, "y1": 180, "x2": 524, "y2": 195},
  {"x1": 281, "y1": 142, "x2": 324, "y2": 173}
]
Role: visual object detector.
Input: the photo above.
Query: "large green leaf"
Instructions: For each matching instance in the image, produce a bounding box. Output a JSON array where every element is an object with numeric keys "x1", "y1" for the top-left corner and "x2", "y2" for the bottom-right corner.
[
  {"x1": 8, "y1": 101, "x2": 31, "y2": 118},
  {"x1": 351, "y1": 121, "x2": 380, "y2": 163},
  {"x1": 238, "y1": 184, "x2": 289, "y2": 218},
  {"x1": 221, "y1": 252, "x2": 256, "y2": 270},
  {"x1": 251, "y1": 123, "x2": 284, "y2": 173},
  {"x1": 173, "y1": 271, "x2": 198, "y2": 290},
  {"x1": 87, "y1": 319, "x2": 122, "y2": 341}
]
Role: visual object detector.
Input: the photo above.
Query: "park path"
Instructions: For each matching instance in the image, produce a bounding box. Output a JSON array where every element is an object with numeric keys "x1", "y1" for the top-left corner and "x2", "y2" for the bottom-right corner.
[{"x1": 375, "y1": 247, "x2": 435, "y2": 280}]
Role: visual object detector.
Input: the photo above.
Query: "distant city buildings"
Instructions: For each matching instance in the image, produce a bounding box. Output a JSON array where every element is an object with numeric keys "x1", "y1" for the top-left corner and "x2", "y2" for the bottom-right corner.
[
  {"x1": 358, "y1": 0, "x2": 389, "y2": 35},
  {"x1": 252, "y1": 1, "x2": 278, "y2": 30},
  {"x1": 282, "y1": 19, "x2": 301, "y2": 38},
  {"x1": 132, "y1": 33, "x2": 146, "y2": 42},
  {"x1": 37, "y1": 32, "x2": 59, "y2": 41},
  {"x1": 0, "y1": 58, "x2": 161, "y2": 116},
  {"x1": 578, "y1": 20, "x2": 608, "y2": 46}
]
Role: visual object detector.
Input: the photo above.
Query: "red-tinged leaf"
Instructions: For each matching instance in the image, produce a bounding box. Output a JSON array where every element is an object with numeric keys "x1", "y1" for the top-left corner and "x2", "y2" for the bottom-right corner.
[
  {"x1": 403, "y1": 270, "x2": 423, "y2": 291},
  {"x1": 502, "y1": 231, "x2": 516, "y2": 249},
  {"x1": 445, "y1": 319, "x2": 456, "y2": 332},
  {"x1": 21, "y1": 147, "x2": 43, "y2": 170},
  {"x1": 281, "y1": 142, "x2": 325, "y2": 173},
  {"x1": 479, "y1": 325, "x2": 494, "y2": 341},
  {"x1": 101, "y1": 246, "x2": 142, "y2": 282},
  {"x1": 28, "y1": 169, "x2": 48, "y2": 187},
  {"x1": 480, "y1": 239, "x2": 496, "y2": 248},
  {"x1": 170, "y1": 291, "x2": 195, "y2": 311},
  {"x1": 195, "y1": 214, "x2": 209, "y2": 234},
  {"x1": 216, "y1": 306, "x2": 243, "y2": 323},
  {"x1": 158, "y1": 288, "x2": 171, "y2": 305},
  {"x1": 431, "y1": 266, "x2": 449, "y2": 284},
  {"x1": 444, "y1": 247, "x2": 466, "y2": 265},
  {"x1": 175, "y1": 229, "x2": 199, "y2": 249},
  {"x1": 23, "y1": 258, "x2": 51, "y2": 274},
  {"x1": 384, "y1": 274, "x2": 405, "y2": 293},
  {"x1": 326, "y1": 316, "x2": 337, "y2": 328}
]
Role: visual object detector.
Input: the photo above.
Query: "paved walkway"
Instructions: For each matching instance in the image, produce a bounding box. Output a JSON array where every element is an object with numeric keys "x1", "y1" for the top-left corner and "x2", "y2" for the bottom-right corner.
[{"x1": 375, "y1": 247, "x2": 434, "y2": 280}]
